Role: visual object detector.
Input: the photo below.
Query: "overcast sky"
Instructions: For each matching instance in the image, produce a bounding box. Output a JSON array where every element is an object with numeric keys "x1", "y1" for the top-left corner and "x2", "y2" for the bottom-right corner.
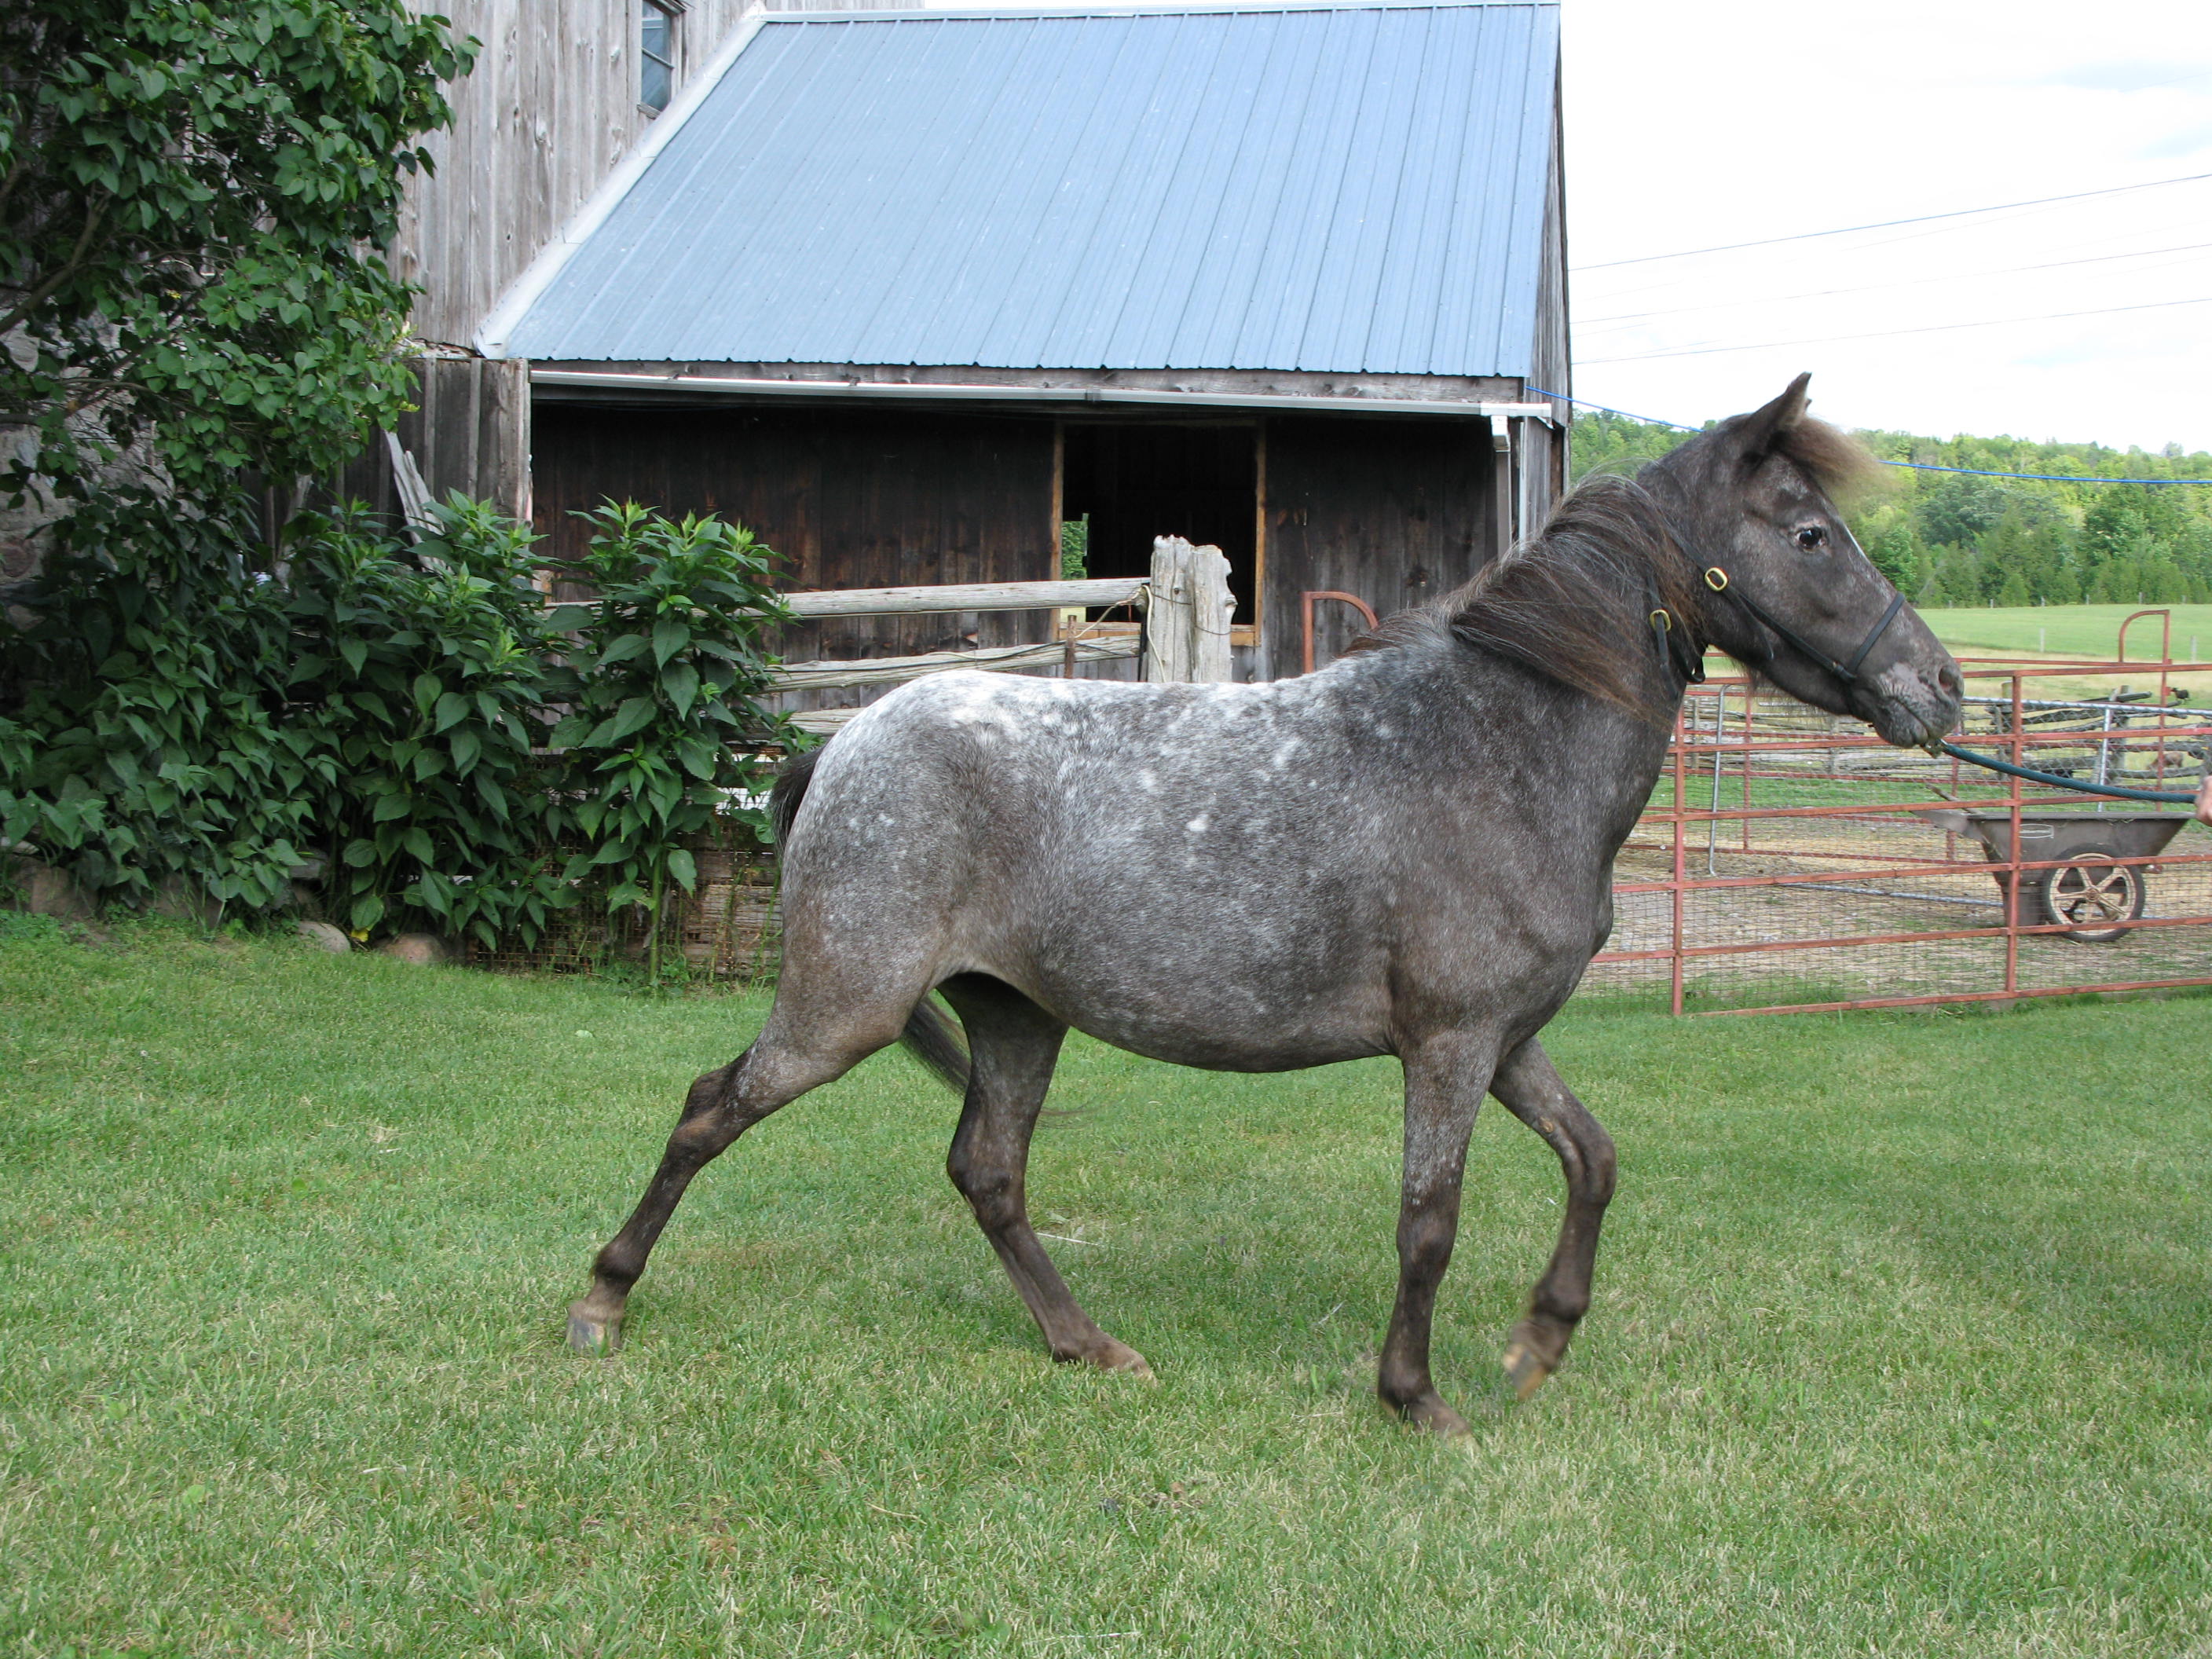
[{"x1": 1562, "y1": 0, "x2": 2212, "y2": 452}]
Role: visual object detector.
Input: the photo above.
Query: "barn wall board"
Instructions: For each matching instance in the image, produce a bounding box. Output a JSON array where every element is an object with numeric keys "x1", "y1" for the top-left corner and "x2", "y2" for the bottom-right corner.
[
  {"x1": 1260, "y1": 414, "x2": 1496, "y2": 682},
  {"x1": 528, "y1": 402, "x2": 1059, "y2": 709}
]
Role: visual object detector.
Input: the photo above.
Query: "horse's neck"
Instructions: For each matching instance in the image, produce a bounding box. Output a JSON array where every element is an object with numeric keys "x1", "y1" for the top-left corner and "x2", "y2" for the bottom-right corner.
[
  {"x1": 1418, "y1": 649, "x2": 1684, "y2": 859},
  {"x1": 1563, "y1": 691, "x2": 1682, "y2": 857}
]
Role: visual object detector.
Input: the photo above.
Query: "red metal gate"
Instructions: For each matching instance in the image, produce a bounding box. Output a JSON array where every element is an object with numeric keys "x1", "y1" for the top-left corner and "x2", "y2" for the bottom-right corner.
[{"x1": 1586, "y1": 653, "x2": 2212, "y2": 1016}]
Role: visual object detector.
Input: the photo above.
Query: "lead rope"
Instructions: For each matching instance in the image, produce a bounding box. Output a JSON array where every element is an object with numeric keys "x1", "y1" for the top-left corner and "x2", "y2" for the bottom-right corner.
[{"x1": 1935, "y1": 742, "x2": 2196, "y2": 804}]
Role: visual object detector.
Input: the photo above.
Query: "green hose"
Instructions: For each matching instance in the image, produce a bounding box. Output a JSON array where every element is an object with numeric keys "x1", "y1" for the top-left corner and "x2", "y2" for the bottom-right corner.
[{"x1": 1937, "y1": 742, "x2": 2196, "y2": 805}]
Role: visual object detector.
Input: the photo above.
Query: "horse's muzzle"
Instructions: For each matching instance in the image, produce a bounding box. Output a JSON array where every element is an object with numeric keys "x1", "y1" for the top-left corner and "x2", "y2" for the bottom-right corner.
[{"x1": 1859, "y1": 657, "x2": 1963, "y2": 751}]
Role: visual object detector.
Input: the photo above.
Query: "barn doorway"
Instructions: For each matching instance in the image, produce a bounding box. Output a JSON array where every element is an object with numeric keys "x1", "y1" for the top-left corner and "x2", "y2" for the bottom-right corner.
[{"x1": 1060, "y1": 422, "x2": 1259, "y2": 626}]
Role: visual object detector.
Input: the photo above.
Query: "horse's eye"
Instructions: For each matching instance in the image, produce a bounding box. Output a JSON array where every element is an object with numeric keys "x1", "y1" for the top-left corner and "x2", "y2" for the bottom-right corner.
[{"x1": 1795, "y1": 525, "x2": 1828, "y2": 550}]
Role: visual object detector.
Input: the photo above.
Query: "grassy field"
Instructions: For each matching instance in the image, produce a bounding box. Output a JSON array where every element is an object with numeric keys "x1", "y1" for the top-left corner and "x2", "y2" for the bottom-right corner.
[
  {"x1": 4, "y1": 921, "x2": 2211, "y2": 1657},
  {"x1": 1916, "y1": 602, "x2": 2212, "y2": 666}
]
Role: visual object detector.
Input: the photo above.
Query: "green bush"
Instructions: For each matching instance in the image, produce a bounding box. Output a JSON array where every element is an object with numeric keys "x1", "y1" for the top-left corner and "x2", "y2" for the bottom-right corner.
[
  {"x1": 0, "y1": 489, "x2": 797, "y2": 962},
  {"x1": 544, "y1": 504, "x2": 792, "y2": 979},
  {"x1": 2, "y1": 2, "x2": 472, "y2": 497},
  {"x1": 0, "y1": 489, "x2": 313, "y2": 912},
  {"x1": 281, "y1": 499, "x2": 572, "y2": 945}
]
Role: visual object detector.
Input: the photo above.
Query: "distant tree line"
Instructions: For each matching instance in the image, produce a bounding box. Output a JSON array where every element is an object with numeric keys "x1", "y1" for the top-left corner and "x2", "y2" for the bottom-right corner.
[{"x1": 1570, "y1": 412, "x2": 2212, "y2": 606}]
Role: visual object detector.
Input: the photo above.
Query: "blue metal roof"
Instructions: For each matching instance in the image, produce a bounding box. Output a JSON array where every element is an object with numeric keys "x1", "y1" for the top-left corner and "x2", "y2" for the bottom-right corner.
[{"x1": 500, "y1": 1, "x2": 1559, "y2": 379}]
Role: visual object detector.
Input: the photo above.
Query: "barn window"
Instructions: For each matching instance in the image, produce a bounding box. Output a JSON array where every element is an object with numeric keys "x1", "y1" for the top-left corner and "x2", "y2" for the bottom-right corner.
[{"x1": 640, "y1": 1, "x2": 680, "y2": 113}]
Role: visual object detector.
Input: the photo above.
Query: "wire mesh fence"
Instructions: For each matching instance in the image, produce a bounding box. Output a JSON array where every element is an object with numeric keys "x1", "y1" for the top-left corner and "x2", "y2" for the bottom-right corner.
[{"x1": 1583, "y1": 655, "x2": 2212, "y2": 1015}]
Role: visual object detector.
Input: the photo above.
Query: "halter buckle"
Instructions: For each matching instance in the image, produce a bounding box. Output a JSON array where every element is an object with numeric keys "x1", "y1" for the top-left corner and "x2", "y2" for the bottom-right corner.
[
  {"x1": 1703, "y1": 567, "x2": 1730, "y2": 592},
  {"x1": 1649, "y1": 608, "x2": 1672, "y2": 633}
]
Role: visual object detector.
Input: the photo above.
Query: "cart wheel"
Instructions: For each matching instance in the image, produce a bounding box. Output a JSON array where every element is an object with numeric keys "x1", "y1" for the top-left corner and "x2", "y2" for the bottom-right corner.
[{"x1": 2030, "y1": 848, "x2": 2146, "y2": 944}]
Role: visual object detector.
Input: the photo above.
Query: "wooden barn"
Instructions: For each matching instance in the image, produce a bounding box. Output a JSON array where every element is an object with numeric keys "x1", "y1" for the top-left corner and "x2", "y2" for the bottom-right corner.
[{"x1": 390, "y1": 0, "x2": 1569, "y2": 694}]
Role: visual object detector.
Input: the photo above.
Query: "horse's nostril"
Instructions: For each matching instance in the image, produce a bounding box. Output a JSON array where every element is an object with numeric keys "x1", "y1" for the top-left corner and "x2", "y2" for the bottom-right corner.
[{"x1": 1938, "y1": 662, "x2": 1963, "y2": 697}]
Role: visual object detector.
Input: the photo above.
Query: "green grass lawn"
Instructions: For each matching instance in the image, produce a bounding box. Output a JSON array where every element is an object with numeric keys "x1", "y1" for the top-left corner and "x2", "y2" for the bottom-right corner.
[
  {"x1": 1916, "y1": 602, "x2": 2212, "y2": 665},
  {"x1": 4, "y1": 922, "x2": 2210, "y2": 1657}
]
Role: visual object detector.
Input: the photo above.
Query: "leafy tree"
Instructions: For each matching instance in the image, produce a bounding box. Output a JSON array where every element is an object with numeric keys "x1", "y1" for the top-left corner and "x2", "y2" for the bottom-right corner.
[
  {"x1": 0, "y1": 2, "x2": 473, "y2": 498},
  {"x1": 1566, "y1": 409, "x2": 1702, "y2": 481},
  {"x1": 1917, "y1": 474, "x2": 2014, "y2": 551},
  {"x1": 2039, "y1": 543, "x2": 2082, "y2": 605},
  {"x1": 1573, "y1": 410, "x2": 2212, "y2": 607},
  {"x1": 1857, "y1": 507, "x2": 1928, "y2": 592}
]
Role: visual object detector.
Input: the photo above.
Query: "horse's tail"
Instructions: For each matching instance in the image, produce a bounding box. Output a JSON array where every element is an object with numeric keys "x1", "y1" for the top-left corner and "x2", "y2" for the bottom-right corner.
[
  {"x1": 766, "y1": 742, "x2": 973, "y2": 1096},
  {"x1": 767, "y1": 744, "x2": 822, "y2": 851},
  {"x1": 898, "y1": 998, "x2": 972, "y2": 1094}
]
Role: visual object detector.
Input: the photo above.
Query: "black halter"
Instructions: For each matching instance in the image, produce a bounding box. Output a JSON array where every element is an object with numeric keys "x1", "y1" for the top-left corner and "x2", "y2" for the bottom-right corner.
[
  {"x1": 1697, "y1": 566, "x2": 1906, "y2": 689},
  {"x1": 1643, "y1": 571, "x2": 1707, "y2": 687}
]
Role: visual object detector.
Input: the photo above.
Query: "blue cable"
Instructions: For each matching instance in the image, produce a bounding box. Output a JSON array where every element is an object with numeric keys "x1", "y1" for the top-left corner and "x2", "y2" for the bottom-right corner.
[{"x1": 1527, "y1": 387, "x2": 2212, "y2": 486}]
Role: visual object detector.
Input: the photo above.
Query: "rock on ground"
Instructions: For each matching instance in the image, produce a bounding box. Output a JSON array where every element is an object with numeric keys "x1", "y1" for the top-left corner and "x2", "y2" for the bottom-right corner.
[
  {"x1": 376, "y1": 932, "x2": 453, "y2": 966},
  {"x1": 295, "y1": 920, "x2": 351, "y2": 954}
]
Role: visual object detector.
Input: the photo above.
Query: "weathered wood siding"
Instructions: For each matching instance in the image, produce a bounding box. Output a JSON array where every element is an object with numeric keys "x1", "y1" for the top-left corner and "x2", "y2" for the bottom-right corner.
[
  {"x1": 333, "y1": 355, "x2": 530, "y2": 520},
  {"x1": 529, "y1": 401, "x2": 1060, "y2": 711},
  {"x1": 1260, "y1": 413, "x2": 1496, "y2": 682},
  {"x1": 394, "y1": 0, "x2": 921, "y2": 349}
]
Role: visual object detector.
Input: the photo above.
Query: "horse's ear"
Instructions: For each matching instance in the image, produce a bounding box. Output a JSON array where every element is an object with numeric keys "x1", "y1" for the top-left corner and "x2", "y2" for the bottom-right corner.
[{"x1": 1736, "y1": 372, "x2": 1812, "y2": 463}]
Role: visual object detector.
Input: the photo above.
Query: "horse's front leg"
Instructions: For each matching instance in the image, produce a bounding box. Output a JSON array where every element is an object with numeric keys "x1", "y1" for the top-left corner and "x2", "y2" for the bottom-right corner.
[
  {"x1": 1488, "y1": 1036, "x2": 1617, "y2": 1398},
  {"x1": 1378, "y1": 1034, "x2": 1501, "y2": 1435}
]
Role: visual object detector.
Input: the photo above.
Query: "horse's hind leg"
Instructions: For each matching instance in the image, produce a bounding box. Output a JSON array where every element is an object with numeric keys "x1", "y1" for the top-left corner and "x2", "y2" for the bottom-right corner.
[
  {"x1": 1488, "y1": 1037, "x2": 1618, "y2": 1399},
  {"x1": 566, "y1": 1024, "x2": 884, "y2": 1354},
  {"x1": 1378, "y1": 1033, "x2": 1500, "y2": 1435},
  {"x1": 939, "y1": 976, "x2": 1152, "y2": 1377}
]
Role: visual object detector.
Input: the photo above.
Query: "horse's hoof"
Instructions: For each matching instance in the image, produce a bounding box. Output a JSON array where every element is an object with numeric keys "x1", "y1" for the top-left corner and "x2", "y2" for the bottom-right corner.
[
  {"x1": 567, "y1": 1304, "x2": 622, "y2": 1356},
  {"x1": 1093, "y1": 1340, "x2": 1155, "y2": 1381},
  {"x1": 1501, "y1": 1339, "x2": 1552, "y2": 1401},
  {"x1": 1397, "y1": 1394, "x2": 1472, "y2": 1437},
  {"x1": 1112, "y1": 1353, "x2": 1157, "y2": 1383}
]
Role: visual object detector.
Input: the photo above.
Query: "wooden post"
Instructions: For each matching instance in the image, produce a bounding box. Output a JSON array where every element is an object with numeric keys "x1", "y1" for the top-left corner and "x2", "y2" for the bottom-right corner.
[
  {"x1": 382, "y1": 430, "x2": 438, "y2": 538},
  {"x1": 1144, "y1": 537, "x2": 1236, "y2": 683}
]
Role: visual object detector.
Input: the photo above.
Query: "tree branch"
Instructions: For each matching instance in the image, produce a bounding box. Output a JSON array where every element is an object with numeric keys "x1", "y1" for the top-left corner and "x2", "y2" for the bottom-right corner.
[{"x1": 0, "y1": 192, "x2": 109, "y2": 339}]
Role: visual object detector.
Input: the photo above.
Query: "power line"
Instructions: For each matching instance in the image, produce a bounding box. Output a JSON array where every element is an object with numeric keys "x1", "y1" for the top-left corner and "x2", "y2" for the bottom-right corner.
[
  {"x1": 1525, "y1": 388, "x2": 2212, "y2": 484},
  {"x1": 1575, "y1": 295, "x2": 2212, "y2": 365},
  {"x1": 1573, "y1": 241, "x2": 2212, "y2": 330},
  {"x1": 1569, "y1": 172, "x2": 2212, "y2": 272},
  {"x1": 1574, "y1": 211, "x2": 2188, "y2": 309}
]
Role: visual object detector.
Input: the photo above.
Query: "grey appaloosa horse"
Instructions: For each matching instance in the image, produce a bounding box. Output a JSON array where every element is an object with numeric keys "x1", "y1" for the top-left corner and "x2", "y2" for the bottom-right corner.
[{"x1": 568, "y1": 376, "x2": 1962, "y2": 1433}]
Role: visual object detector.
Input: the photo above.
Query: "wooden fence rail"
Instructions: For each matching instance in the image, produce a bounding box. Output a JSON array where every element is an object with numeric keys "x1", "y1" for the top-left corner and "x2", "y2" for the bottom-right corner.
[
  {"x1": 781, "y1": 577, "x2": 1148, "y2": 617},
  {"x1": 769, "y1": 635, "x2": 1139, "y2": 691},
  {"x1": 773, "y1": 541, "x2": 1232, "y2": 734}
]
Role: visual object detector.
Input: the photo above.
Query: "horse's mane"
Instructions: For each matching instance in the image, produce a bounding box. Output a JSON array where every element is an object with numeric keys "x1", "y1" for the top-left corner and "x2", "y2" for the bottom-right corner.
[
  {"x1": 1350, "y1": 415, "x2": 1873, "y2": 720},
  {"x1": 1353, "y1": 473, "x2": 1702, "y2": 720},
  {"x1": 1754, "y1": 413, "x2": 1881, "y2": 500}
]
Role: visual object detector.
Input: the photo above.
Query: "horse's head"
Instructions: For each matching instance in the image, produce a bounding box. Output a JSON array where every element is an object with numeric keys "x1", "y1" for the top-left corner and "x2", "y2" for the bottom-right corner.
[{"x1": 1652, "y1": 375, "x2": 1962, "y2": 748}]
